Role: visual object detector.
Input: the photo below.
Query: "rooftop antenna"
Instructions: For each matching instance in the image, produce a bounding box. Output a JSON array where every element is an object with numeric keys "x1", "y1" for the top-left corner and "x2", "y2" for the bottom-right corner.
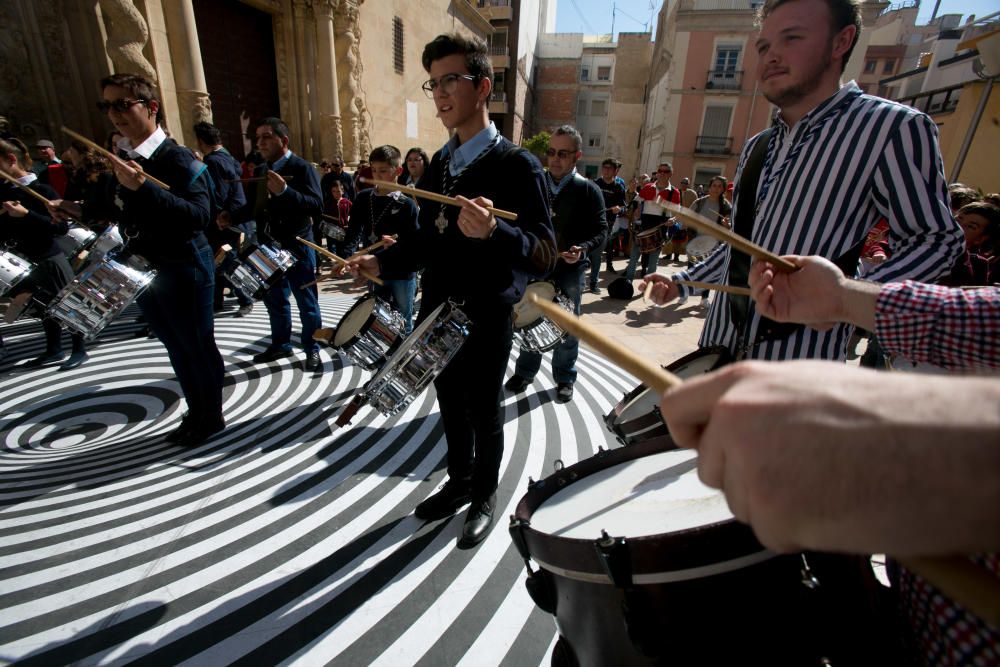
[{"x1": 612, "y1": 2, "x2": 616, "y2": 40}]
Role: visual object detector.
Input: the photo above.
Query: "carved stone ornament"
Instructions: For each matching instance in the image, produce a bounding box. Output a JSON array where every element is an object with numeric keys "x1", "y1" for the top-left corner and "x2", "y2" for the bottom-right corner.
[{"x1": 98, "y1": 0, "x2": 157, "y2": 81}]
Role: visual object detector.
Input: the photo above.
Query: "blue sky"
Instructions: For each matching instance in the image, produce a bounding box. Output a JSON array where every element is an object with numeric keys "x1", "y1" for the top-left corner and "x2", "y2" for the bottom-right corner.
[{"x1": 554, "y1": 0, "x2": 999, "y2": 40}]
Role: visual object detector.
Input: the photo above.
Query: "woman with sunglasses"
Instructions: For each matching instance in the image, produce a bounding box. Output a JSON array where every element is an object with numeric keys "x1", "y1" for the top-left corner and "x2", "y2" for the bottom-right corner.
[{"x1": 49, "y1": 73, "x2": 225, "y2": 446}]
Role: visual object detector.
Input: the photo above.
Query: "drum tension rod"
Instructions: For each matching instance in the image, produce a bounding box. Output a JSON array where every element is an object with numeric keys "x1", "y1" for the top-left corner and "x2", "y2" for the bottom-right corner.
[{"x1": 595, "y1": 529, "x2": 633, "y2": 588}]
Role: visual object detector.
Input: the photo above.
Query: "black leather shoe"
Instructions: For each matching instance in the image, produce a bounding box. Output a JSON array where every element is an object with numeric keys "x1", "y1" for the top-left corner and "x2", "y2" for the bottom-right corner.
[
  {"x1": 415, "y1": 480, "x2": 472, "y2": 521},
  {"x1": 59, "y1": 350, "x2": 88, "y2": 371},
  {"x1": 167, "y1": 414, "x2": 224, "y2": 445},
  {"x1": 24, "y1": 349, "x2": 66, "y2": 368},
  {"x1": 253, "y1": 346, "x2": 294, "y2": 363},
  {"x1": 166, "y1": 414, "x2": 198, "y2": 443},
  {"x1": 556, "y1": 383, "x2": 574, "y2": 403},
  {"x1": 504, "y1": 375, "x2": 531, "y2": 393},
  {"x1": 304, "y1": 349, "x2": 322, "y2": 372},
  {"x1": 457, "y1": 493, "x2": 496, "y2": 549}
]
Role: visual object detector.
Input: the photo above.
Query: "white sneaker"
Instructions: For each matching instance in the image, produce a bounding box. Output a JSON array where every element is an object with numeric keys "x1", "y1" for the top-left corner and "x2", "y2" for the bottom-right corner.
[{"x1": 700, "y1": 294, "x2": 710, "y2": 308}]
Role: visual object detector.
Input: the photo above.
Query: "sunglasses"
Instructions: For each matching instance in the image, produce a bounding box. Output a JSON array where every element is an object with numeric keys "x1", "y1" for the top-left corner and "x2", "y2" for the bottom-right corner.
[
  {"x1": 421, "y1": 73, "x2": 479, "y2": 98},
  {"x1": 657, "y1": 169, "x2": 671, "y2": 175},
  {"x1": 96, "y1": 98, "x2": 147, "y2": 113},
  {"x1": 546, "y1": 149, "x2": 575, "y2": 159}
]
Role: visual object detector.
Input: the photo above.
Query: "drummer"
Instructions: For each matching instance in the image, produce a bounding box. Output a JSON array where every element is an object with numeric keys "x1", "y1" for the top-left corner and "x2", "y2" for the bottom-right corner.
[
  {"x1": 0, "y1": 136, "x2": 88, "y2": 370},
  {"x1": 623, "y1": 163, "x2": 680, "y2": 281},
  {"x1": 344, "y1": 145, "x2": 419, "y2": 334},
  {"x1": 49, "y1": 73, "x2": 225, "y2": 445},
  {"x1": 346, "y1": 33, "x2": 556, "y2": 549},
  {"x1": 661, "y1": 254, "x2": 1000, "y2": 665},
  {"x1": 684, "y1": 175, "x2": 732, "y2": 308},
  {"x1": 504, "y1": 125, "x2": 606, "y2": 403}
]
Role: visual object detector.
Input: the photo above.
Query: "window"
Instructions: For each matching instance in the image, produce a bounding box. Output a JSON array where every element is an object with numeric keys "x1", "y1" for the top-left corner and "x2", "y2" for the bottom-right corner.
[
  {"x1": 591, "y1": 99, "x2": 607, "y2": 116},
  {"x1": 709, "y1": 45, "x2": 742, "y2": 88},
  {"x1": 393, "y1": 17, "x2": 404, "y2": 75},
  {"x1": 584, "y1": 164, "x2": 599, "y2": 178},
  {"x1": 597, "y1": 66, "x2": 611, "y2": 81},
  {"x1": 697, "y1": 105, "x2": 733, "y2": 153},
  {"x1": 864, "y1": 59, "x2": 877, "y2": 74},
  {"x1": 577, "y1": 98, "x2": 588, "y2": 116},
  {"x1": 581, "y1": 67, "x2": 590, "y2": 81},
  {"x1": 882, "y1": 59, "x2": 896, "y2": 74},
  {"x1": 588, "y1": 134, "x2": 602, "y2": 148},
  {"x1": 490, "y1": 29, "x2": 508, "y2": 55},
  {"x1": 694, "y1": 167, "x2": 722, "y2": 187},
  {"x1": 713, "y1": 46, "x2": 740, "y2": 73}
]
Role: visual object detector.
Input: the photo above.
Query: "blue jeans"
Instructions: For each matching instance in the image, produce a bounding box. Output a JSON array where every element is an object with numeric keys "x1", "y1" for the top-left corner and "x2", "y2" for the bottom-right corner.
[
  {"x1": 139, "y1": 240, "x2": 224, "y2": 422},
  {"x1": 514, "y1": 267, "x2": 583, "y2": 385},
  {"x1": 625, "y1": 240, "x2": 661, "y2": 281},
  {"x1": 374, "y1": 277, "x2": 417, "y2": 334},
  {"x1": 262, "y1": 246, "x2": 322, "y2": 353},
  {"x1": 586, "y1": 237, "x2": 606, "y2": 289}
]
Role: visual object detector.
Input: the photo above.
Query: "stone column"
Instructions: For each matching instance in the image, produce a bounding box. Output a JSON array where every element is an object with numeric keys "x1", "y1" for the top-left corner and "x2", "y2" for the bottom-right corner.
[
  {"x1": 314, "y1": 0, "x2": 344, "y2": 162},
  {"x1": 291, "y1": 0, "x2": 313, "y2": 155},
  {"x1": 334, "y1": 0, "x2": 366, "y2": 165},
  {"x1": 162, "y1": 0, "x2": 212, "y2": 143}
]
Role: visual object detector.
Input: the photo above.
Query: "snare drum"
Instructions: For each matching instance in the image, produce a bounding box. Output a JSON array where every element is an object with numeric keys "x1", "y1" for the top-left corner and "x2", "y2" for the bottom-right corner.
[
  {"x1": 53, "y1": 223, "x2": 98, "y2": 260},
  {"x1": 511, "y1": 281, "x2": 573, "y2": 353},
  {"x1": 88, "y1": 224, "x2": 125, "y2": 262},
  {"x1": 320, "y1": 220, "x2": 346, "y2": 242},
  {"x1": 635, "y1": 227, "x2": 663, "y2": 254},
  {"x1": 684, "y1": 234, "x2": 720, "y2": 262},
  {"x1": 0, "y1": 249, "x2": 35, "y2": 297},
  {"x1": 227, "y1": 245, "x2": 297, "y2": 301},
  {"x1": 605, "y1": 346, "x2": 730, "y2": 448},
  {"x1": 509, "y1": 439, "x2": 886, "y2": 665},
  {"x1": 328, "y1": 294, "x2": 406, "y2": 370},
  {"x1": 361, "y1": 300, "x2": 470, "y2": 417},
  {"x1": 47, "y1": 254, "x2": 156, "y2": 340}
]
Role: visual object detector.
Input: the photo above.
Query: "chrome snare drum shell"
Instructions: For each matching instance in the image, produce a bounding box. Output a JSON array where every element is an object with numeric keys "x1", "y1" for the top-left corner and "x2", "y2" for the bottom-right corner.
[{"x1": 0, "y1": 249, "x2": 35, "y2": 297}]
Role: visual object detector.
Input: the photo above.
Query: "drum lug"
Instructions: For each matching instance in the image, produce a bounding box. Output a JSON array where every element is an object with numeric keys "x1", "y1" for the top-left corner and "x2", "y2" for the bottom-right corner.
[
  {"x1": 508, "y1": 517, "x2": 532, "y2": 562},
  {"x1": 595, "y1": 530, "x2": 632, "y2": 588},
  {"x1": 799, "y1": 553, "x2": 821, "y2": 590}
]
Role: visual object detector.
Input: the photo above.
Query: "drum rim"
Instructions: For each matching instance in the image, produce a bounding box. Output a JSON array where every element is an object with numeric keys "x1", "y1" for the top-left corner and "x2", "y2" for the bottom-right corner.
[
  {"x1": 512, "y1": 437, "x2": 764, "y2": 580},
  {"x1": 513, "y1": 281, "x2": 557, "y2": 329},
  {"x1": 332, "y1": 293, "x2": 378, "y2": 348},
  {"x1": 685, "y1": 235, "x2": 720, "y2": 255}
]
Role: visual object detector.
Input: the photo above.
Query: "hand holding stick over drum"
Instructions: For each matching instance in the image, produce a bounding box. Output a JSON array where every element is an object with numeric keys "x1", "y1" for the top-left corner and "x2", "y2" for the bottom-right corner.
[
  {"x1": 296, "y1": 236, "x2": 383, "y2": 286},
  {"x1": 61, "y1": 127, "x2": 171, "y2": 190},
  {"x1": 559, "y1": 245, "x2": 584, "y2": 264}
]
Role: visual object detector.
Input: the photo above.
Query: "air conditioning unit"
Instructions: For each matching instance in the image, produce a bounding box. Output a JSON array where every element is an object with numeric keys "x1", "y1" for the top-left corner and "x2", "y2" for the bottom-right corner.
[{"x1": 977, "y1": 32, "x2": 1000, "y2": 77}]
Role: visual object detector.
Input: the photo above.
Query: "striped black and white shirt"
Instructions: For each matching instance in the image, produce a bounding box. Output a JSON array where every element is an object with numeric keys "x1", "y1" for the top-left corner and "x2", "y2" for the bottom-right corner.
[{"x1": 676, "y1": 82, "x2": 964, "y2": 361}]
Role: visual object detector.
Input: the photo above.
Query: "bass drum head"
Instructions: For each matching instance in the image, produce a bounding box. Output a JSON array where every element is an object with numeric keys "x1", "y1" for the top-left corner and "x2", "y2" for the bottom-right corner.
[
  {"x1": 333, "y1": 294, "x2": 376, "y2": 347},
  {"x1": 685, "y1": 234, "x2": 719, "y2": 256},
  {"x1": 512, "y1": 281, "x2": 557, "y2": 329}
]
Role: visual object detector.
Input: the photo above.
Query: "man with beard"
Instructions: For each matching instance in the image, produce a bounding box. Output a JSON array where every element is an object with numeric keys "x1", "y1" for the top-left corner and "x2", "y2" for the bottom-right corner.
[{"x1": 641, "y1": 0, "x2": 962, "y2": 362}]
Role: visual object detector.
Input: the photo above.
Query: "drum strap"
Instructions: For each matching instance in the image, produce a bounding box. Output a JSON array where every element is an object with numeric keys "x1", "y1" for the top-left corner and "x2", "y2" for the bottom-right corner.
[{"x1": 728, "y1": 129, "x2": 864, "y2": 352}]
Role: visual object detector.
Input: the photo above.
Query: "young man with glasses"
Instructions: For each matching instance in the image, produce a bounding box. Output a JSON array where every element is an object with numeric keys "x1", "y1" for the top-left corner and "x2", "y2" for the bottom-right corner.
[
  {"x1": 224, "y1": 117, "x2": 325, "y2": 373},
  {"x1": 49, "y1": 73, "x2": 225, "y2": 445},
  {"x1": 624, "y1": 162, "x2": 680, "y2": 281},
  {"x1": 347, "y1": 33, "x2": 556, "y2": 549},
  {"x1": 504, "y1": 125, "x2": 606, "y2": 402},
  {"x1": 595, "y1": 157, "x2": 626, "y2": 280}
]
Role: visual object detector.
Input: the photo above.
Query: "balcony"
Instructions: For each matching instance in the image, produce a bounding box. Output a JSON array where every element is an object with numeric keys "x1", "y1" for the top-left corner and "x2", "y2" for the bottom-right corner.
[
  {"x1": 477, "y1": 0, "x2": 513, "y2": 20},
  {"x1": 490, "y1": 43, "x2": 510, "y2": 69},
  {"x1": 896, "y1": 83, "x2": 962, "y2": 115},
  {"x1": 706, "y1": 69, "x2": 743, "y2": 90},
  {"x1": 489, "y1": 90, "x2": 508, "y2": 114},
  {"x1": 695, "y1": 135, "x2": 733, "y2": 155}
]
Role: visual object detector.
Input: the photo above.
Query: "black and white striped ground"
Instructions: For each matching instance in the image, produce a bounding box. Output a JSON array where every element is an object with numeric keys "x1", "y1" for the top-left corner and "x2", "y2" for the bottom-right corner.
[{"x1": 0, "y1": 293, "x2": 639, "y2": 666}]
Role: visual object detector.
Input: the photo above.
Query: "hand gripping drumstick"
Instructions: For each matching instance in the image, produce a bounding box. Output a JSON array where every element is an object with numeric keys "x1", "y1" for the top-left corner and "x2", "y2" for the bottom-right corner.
[
  {"x1": 61, "y1": 126, "x2": 171, "y2": 190},
  {"x1": 527, "y1": 292, "x2": 1000, "y2": 628},
  {"x1": 299, "y1": 236, "x2": 398, "y2": 290},
  {"x1": 360, "y1": 178, "x2": 519, "y2": 221},
  {"x1": 0, "y1": 170, "x2": 55, "y2": 206},
  {"x1": 658, "y1": 200, "x2": 797, "y2": 273},
  {"x1": 674, "y1": 280, "x2": 751, "y2": 296},
  {"x1": 296, "y1": 236, "x2": 384, "y2": 286}
]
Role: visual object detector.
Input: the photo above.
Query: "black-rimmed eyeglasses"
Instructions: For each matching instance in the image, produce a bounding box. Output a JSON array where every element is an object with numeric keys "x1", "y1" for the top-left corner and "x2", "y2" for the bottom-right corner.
[
  {"x1": 545, "y1": 149, "x2": 575, "y2": 159},
  {"x1": 421, "y1": 73, "x2": 478, "y2": 98},
  {"x1": 96, "y1": 98, "x2": 147, "y2": 113}
]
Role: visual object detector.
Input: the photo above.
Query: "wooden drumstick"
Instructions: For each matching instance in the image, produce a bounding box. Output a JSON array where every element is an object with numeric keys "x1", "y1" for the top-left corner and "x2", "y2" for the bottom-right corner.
[
  {"x1": 349, "y1": 234, "x2": 397, "y2": 259},
  {"x1": 529, "y1": 291, "x2": 1000, "y2": 628},
  {"x1": 659, "y1": 200, "x2": 797, "y2": 273},
  {"x1": 296, "y1": 236, "x2": 384, "y2": 286},
  {"x1": 675, "y1": 280, "x2": 751, "y2": 296},
  {"x1": 527, "y1": 292, "x2": 682, "y2": 391},
  {"x1": 0, "y1": 170, "x2": 54, "y2": 206},
  {"x1": 360, "y1": 178, "x2": 519, "y2": 221},
  {"x1": 61, "y1": 126, "x2": 171, "y2": 190},
  {"x1": 642, "y1": 281, "x2": 654, "y2": 303}
]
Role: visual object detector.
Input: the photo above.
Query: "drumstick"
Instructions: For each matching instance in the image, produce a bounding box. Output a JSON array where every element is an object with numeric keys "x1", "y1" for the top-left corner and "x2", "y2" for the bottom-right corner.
[
  {"x1": 321, "y1": 213, "x2": 342, "y2": 222},
  {"x1": 675, "y1": 280, "x2": 751, "y2": 296},
  {"x1": 296, "y1": 236, "x2": 384, "y2": 286},
  {"x1": 360, "y1": 178, "x2": 519, "y2": 221},
  {"x1": 61, "y1": 126, "x2": 171, "y2": 190},
  {"x1": 0, "y1": 170, "x2": 54, "y2": 206},
  {"x1": 658, "y1": 200, "x2": 797, "y2": 273},
  {"x1": 527, "y1": 293, "x2": 683, "y2": 391},
  {"x1": 529, "y1": 291, "x2": 1000, "y2": 628},
  {"x1": 642, "y1": 281, "x2": 654, "y2": 303},
  {"x1": 349, "y1": 235, "x2": 397, "y2": 259}
]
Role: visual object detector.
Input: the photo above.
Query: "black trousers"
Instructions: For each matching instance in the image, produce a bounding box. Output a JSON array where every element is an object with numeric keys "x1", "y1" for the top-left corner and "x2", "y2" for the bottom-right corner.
[{"x1": 426, "y1": 296, "x2": 514, "y2": 501}]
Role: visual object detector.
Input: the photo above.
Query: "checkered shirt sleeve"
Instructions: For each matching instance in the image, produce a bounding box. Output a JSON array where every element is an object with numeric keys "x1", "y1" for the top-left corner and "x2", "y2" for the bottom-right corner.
[{"x1": 875, "y1": 281, "x2": 1000, "y2": 371}]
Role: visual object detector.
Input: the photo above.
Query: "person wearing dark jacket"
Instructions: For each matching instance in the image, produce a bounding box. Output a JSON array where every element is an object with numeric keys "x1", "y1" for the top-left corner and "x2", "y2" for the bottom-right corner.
[
  {"x1": 226, "y1": 117, "x2": 324, "y2": 371},
  {"x1": 347, "y1": 33, "x2": 556, "y2": 549},
  {"x1": 504, "y1": 125, "x2": 607, "y2": 402},
  {"x1": 0, "y1": 136, "x2": 88, "y2": 370},
  {"x1": 49, "y1": 74, "x2": 224, "y2": 445}
]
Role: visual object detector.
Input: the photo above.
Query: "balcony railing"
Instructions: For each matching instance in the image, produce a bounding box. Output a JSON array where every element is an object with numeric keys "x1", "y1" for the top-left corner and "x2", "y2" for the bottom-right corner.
[
  {"x1": 706, "y1": 69, "x2": 743, "y2": 90},
  {"x1": 896, "y1": 83, "x2": 962, "y2": 115},
  {"x1": 695, "y1": 135, "x2": 733, "y2": 154},
  {"x1": 690, "y1": 0, "x2": 761, "y2": 10},
  {"x1": 490, "y1": 91, "x2": 507, "y2": 102},
  {"x1": 489, "y1": 44, "x2": 509, "y2": 56},
  {"x1": 477, "y1": 0, "x2": 511, "y2": 6}
]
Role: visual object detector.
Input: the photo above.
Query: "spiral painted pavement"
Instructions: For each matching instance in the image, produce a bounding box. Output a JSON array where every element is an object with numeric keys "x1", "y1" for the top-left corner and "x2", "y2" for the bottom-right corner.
[{"x1": 0, "y1": 293, "x2": 640, "y2": 666}]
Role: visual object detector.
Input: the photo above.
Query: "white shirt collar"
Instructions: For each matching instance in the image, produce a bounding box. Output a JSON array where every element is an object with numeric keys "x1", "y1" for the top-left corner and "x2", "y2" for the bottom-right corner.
[
  {"x1": 17, "y1": 173, "x2": 37, "y2": 186},
  {"x1": 119, "y1": 126, "x2": 167, "y2": 160}
]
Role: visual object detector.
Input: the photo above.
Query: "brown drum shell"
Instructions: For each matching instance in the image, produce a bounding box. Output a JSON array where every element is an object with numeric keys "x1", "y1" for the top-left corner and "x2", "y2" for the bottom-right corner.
[
  {"x1": 635, "y1": 228, "x2": 663, "y2": 254},
  {"x1": 510, "y1": 439, "x2": 891, "y2": 666}
]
